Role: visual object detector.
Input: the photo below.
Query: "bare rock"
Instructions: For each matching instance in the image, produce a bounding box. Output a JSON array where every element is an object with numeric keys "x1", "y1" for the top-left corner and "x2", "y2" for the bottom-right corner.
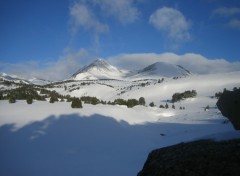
[
  {"x1": 216, "y1": 89, "x2": 240, "y2": 130},
  {"x1": 138, "y1": 139, "x2": 240, "y2": 176}
]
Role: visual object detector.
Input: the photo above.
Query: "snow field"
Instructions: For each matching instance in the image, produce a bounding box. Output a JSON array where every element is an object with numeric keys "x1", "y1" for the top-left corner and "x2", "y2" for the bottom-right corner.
[{"x1": 1, "y1": 71, "x2": 240, "y2": 176}]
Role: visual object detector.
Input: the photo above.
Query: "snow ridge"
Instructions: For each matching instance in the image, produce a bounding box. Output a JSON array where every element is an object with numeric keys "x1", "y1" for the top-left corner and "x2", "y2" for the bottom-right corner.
[
  {"x1": 71, "y1": 60, "x2": 191, "y2": 81},
  {"x1": 72, "y1": 59, "x2": 126, "y2": 80}
]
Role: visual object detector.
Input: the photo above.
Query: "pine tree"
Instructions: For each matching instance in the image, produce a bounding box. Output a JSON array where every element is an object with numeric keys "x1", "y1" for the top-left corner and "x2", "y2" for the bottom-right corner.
[
  {"x1": 149, "y1": 102, "x2": 155, "y2": 107},
  {"x1": 159, "y1": 104, "x2": 164, "y2": 108},
  {"x1": 26, "y1": 97, "x2": 33, "y2": 104},
  {"x1": 0, "y1": 92, "x2": 3, "y2": 100},
  {"x1": 127, "y1": 99, "x2": 139, "y2": 108},
  {"x1": 71, "y1": 98, "x2": 82, "y2": 108},
  {"x1": 172, "y1": 104, "x2": 175, "y2": 109},
  {"x1": 139, "y1": 97, "x2": 146, "y2": 106},
  {"x1": 165, "y1": 103, "x2": 169, "y2": 109},
  {"x1": 9, "y1": 96, "x2": 16, "y2": 103}
]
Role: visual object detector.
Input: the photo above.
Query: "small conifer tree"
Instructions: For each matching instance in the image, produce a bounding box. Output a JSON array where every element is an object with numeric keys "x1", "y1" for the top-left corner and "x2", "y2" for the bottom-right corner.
[
  {"x1": 9, "y1": 96, "x2": 16, "y2": 103},
  {"x1": 26, "y1": 97, "x2": 33, "y2": 104},
  {"x1": 165, "y1": 103, "x2": 169, "y2": 109},
  {"x1": 71, "y1": 98, "x2": 82, "y2": 108},
  {"x1": 159, "y1": 104, "x2": 164, "y2": 108},
  {"x1": 139, "y1": 97, "x2": 146, "y2": 106},
  {"x1": 149, "y1": 102, "x2": 155, "y2": 107}
]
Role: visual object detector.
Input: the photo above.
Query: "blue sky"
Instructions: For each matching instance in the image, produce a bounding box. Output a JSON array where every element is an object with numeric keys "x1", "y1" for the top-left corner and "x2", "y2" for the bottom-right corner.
[{"x1": 0, "y1": 0, "x2": 240, "y2": 80}]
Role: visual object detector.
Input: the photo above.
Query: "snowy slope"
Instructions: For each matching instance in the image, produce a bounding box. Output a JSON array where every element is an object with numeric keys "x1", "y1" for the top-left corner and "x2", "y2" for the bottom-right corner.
[
  {"x1": 28, "y1": 77, "x2": 52, "y2": 85},
  {"x1": 71, "y1": 59, "x2": 128, "y2": 80},
  {"x1": 1, "y1": 62, "x2": 240, "y2": 176},
  {"x1": 132, "y1": 62, "x2": 191, "y2": 79},
  {"x1": 0, "y1": 99, "x2": 239, "y2": 176},
  {"x1": 0, "y1": 72, "x2": 30, "y2": 84},
  {"x1": 0, "y1": 73, "x2": 51, "y2": 85}
]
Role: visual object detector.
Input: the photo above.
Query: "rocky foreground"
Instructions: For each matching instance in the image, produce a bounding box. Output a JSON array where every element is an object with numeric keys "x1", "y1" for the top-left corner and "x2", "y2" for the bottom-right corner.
[{"x1": 138, "y1": 139, "x2": 240, "y2": 176}]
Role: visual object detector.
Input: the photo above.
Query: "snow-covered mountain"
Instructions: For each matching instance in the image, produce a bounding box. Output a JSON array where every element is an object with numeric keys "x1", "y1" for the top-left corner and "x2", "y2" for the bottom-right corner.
[
  {"x1": 71, "y1": 59, "x2": 191, "y2": 81},
  {"x1": 133, "y1": 62, "x2": 191, "y2": 78},
  {"x1": 0, "y1": 72, "x2": 30, "y2": 84},
  {"x1": 0, "y1": 72, "x2": 51, "y2": 85},
  {"x1": 71, "y1": 59, "x2": 128, "y2": 80},
  {"x1": 28, "y1": 78, "x2": 52, "y2": 85}
]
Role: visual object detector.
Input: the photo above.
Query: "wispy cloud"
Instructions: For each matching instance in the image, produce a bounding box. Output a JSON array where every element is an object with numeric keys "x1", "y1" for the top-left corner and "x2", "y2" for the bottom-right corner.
[
  {"x1": 212, "y1": 7, "x2": 240, "y2": 30},
  {"x1": 69, "y1": 0, "x2": 140, "y2": 52},
  {"x1": 107, "y1": 53, "x2": 240, "y2": 74},
  {"x1": 70, "y1": 0, "x2": 140, "y2": 34},
  {"x1": 149, "y1": 7, "x2": 191, "y2": 42},
  {"x1": 69, "y1": 2, "x2": 108, "y2": 34},
  {"x1": 0, "y1": 49, "x2": 90, "y2": 81},
  {"x1": 93, "y1": 0, "x2": 140, "y2": 24},
  {"x1": 212, "y1": 7, "x2": 240, "y2": 17},
  {"x1": 228, "y1": 18, "x2": 240, "y2": 30}
]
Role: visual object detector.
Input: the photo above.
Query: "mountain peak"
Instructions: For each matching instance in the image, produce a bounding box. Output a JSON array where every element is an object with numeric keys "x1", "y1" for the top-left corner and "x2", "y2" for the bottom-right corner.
[
  {"x1": 71, "y1": 59, "x2": 125, "y2": 80},
  {"x1": 89, "y1": 59, "x2": 110, "y2": 68},
  {"x1": 136, "y1": 62, "x2": 191, "y2": 78}
]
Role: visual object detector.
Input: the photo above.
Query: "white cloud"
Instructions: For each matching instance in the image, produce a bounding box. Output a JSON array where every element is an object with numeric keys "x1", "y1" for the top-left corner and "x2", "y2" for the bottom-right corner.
[
  {"x1": 212, "y1": 7, "x2": 240, "y2": 30},
  {"x1": 107, "y1": 52, "x2": 240, "y2": 74},
  {"x1": 212, "y1": 7, "x2": 240, "y2": 17},
  {"x1": 228, "y1": 18, "x2": 240, "y2": 30},
  {"x1": 1, "y1": 52, "x2": 240, "y2": 80},
  {"x1": 149, "y1": 7, "x2": 191, "y2": 41},
  {"x1": 93, "y1": 0, "x2": 140, "y2": 24},
  {"x1": 69, "y1": 2, "x2": 108, "y2": 34},
  {"x1": 0, "y1": 49, "x2": 90, "y2": 81}
]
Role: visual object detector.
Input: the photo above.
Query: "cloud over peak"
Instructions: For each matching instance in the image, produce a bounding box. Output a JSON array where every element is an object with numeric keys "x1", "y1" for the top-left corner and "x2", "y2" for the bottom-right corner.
[
  {"x1": 107, "y1": 52, "x2": 240, "y2": 75},
  {"x1": 149, "y1": 7, "x2": 191, "y2": 41}
]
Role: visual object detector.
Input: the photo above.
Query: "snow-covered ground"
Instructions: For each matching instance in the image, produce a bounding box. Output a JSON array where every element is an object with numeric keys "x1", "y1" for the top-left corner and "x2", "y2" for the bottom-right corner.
[
  {"x1": 0, "y1": 71, "x2": 240, "y2": 176},
  {"x1": 0, "y1": 99, "x2": 239, "y2": 176}
]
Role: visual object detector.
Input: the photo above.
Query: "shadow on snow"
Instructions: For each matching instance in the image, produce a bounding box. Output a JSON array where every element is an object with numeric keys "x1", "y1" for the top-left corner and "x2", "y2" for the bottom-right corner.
[{"x1": 0, "y1": 113, "x2": 228, "y2": 176}]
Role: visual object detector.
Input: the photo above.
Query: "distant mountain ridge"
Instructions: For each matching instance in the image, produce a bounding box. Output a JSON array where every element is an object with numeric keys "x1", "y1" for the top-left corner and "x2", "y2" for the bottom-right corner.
[
  {"x1": 71, "y1": 59, "x2": 192, "y2": 80},
  {"x1": 0, "y1": 59, "x2": 192, "y2": 84},
  {"x1": 0, "y1": 72, "x2": 51, "y2": 85},
  {"x1": 134, "y1": 62, "x2": 191, "y2": 78}
]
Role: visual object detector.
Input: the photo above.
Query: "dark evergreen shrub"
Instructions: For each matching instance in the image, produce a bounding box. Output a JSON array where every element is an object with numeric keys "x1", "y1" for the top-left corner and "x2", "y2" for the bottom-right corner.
[
  {"x1": 0, "y1": 92, "x2": 3, "y2": 100},
  {"x1": 50, "y1": 96, "x2": 58, "y2": 103},
  {"x1": 71, "y1": 98, "x2": 82, "y2": 108},
  {"x1": 114, "y1": 98, "x2": 127, "y2": 106},
  {"x1": 9, "y1": 96, "x2": 16, "y2": 103},
  {"x1": 149, "y1": 102, "x2": 155, "y2": 107},
  {"x1": 127, "y1": 99, "x2": 139, "y2": 108},
  {"x1": 165, "y1": 103, "x2": 169, "y2": 109},
  {"x1": 26, "y1": 97, "x2": 33, "y2": 104},
  {"x1": 139, "y1": 97, "x2": 146, "y2": 106},
  {"x1": 172, "y1": 90, "x2": 197, "y2": 103},
  {"x1": 159, "y1": 104, "x2": 164, "y2": 108}
]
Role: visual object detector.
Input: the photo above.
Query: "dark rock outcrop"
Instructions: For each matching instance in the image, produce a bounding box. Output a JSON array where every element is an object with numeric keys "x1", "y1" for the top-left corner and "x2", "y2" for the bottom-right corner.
[
  {"x1": 217, "y1": 89, "x2": 240, "y2": 130},
  {"x1": 138, "y1": 139, "x2": 240, "y2": 176}
]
